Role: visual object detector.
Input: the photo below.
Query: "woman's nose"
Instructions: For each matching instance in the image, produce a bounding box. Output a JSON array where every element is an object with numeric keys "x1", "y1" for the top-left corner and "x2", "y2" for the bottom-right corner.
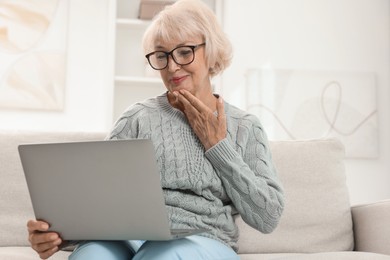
[{"x1": 167, "y1": 56, "x2": 181, "y2": 72}]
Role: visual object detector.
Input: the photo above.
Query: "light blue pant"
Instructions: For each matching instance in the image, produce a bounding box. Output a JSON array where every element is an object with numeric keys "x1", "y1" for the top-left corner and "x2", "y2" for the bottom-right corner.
[{"x1": 69, "y1": 236, "x2": 239, "y2": 260}]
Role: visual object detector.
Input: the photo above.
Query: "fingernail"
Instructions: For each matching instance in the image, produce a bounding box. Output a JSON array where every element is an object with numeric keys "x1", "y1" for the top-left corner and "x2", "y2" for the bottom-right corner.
[
  {"x1": 41, "y1": 223, "x2": 49, "y2": 230},
  {"x1": 50, "y1": 234, "x2": 58, "y2": 240},
  {"x1": 172, "y1": 91, "x2": 178, "y2": 97}
]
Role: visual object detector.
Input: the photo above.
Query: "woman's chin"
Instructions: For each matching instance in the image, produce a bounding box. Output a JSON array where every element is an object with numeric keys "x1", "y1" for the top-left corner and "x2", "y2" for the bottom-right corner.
[{"x1": 169, "y1": 85, "x2": 190, "y2": 93}]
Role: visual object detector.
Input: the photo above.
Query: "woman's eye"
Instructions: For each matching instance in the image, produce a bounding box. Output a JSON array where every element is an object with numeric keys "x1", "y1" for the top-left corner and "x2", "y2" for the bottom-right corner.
[
  {"x1": 178, "y1": 49, "x2": 191, "y2": 57},
  {"x1": 156, "y1": 53, "x2": 166, "y2": 60}
]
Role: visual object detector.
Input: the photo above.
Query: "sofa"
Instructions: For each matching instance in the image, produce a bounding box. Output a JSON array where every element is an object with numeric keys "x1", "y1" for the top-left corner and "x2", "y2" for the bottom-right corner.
[{"x1": 0, "y1": 130, "x2": 389, "y2": 260}]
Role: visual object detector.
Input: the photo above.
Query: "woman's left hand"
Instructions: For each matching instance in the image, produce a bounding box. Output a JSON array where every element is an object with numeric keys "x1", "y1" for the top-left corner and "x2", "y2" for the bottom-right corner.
[{"x1": 173, "y1": 89, "x2": 226, "y2": 150}]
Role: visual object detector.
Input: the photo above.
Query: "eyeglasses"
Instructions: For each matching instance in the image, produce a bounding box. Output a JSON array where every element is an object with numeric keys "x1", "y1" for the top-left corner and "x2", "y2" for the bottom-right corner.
[{"x1": 145, "y1": 43, "x2": 206, "y2": 70}]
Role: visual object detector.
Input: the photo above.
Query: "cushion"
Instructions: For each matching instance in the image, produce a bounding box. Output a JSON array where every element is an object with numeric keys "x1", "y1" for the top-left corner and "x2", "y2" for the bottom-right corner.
[
  {"x1": 276, "y1": 252, "x2": 390, "y2": 260},
  {"x1": 237, "y1": 139, "x2": 354, "y2": 253},
  {"x1": 239, "y1": 252, "x2": 390, "y2": 260},
  {"x1": 0, "y1": 247, "x2": 71, "y2": 260},
  {"x1": 239, "y1": 253, "x2": 305, "y2": 260},
  {"x1": 0, "y1": 131, "x2": 105, "y2": 247}
]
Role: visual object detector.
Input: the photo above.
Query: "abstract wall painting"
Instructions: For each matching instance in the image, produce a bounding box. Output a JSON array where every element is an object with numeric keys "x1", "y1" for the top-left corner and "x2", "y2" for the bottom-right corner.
[
  {"x1": 245, "y1": 69, "x2": 378, "y2": 158},
  {"x1": 0, "y1": 0, "x2": 68, "y2": 111}
]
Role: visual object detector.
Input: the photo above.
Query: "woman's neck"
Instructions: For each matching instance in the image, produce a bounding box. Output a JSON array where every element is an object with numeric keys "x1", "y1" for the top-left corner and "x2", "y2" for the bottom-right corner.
[{"x1": 167, "y1": 90, "x2": 217, "y2": 113}]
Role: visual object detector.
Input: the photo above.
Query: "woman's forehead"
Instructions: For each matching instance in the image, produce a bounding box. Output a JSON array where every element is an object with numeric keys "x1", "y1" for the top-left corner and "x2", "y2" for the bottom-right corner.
[{"x1": 154, "y1": 36, "x2": 202, "y2": 49}]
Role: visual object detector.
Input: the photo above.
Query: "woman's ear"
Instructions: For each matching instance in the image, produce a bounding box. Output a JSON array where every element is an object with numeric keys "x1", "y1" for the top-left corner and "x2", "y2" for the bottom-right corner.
[{"x1": 209, "y1": 62, "x2": 219, "y2": 77}]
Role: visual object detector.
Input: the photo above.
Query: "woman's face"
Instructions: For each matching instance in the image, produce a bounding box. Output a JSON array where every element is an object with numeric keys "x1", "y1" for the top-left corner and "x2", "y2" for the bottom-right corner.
[{"x1": 155, "y1": 37, "x2": 212, "y2": 98}]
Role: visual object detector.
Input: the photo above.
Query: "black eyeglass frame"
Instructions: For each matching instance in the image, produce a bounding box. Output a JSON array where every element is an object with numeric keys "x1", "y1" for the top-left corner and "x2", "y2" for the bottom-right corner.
[{"x1": 145, "y1": 42, "x2": 206, "y2": 70}]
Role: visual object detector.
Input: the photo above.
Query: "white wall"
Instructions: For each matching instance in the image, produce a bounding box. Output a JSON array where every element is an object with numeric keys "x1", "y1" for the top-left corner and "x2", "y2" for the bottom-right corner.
[
  {"x1": 0, "y1": 0, "x2": 113, "y2": 132},
  {"x1": 222, "y1": 0, "x2": 390, "y2": 205}
]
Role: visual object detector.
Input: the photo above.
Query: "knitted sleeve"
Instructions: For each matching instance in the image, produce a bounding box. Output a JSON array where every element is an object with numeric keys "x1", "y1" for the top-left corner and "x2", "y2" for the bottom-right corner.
[{"x1": 205, "y1": 115, "x2": 285, "y2": 233}]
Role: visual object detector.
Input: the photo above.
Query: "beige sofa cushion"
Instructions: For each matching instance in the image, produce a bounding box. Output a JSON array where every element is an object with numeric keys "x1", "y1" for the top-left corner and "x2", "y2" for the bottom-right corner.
[
  {"x1": 237, "y1": 139, "x2": 354, "y2": 254},
  {"x1": 0, "y1": 131, "x2": 105, "y2": 247},
  {"x1": 0, "y1": 247, "x2": 71, "y2": 260},
  {"x1": 239, "y1": 252, "x2": 390, "y2": 260}
]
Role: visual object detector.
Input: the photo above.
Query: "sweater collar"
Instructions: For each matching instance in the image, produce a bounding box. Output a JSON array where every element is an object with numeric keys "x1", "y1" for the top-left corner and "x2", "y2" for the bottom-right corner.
[{"x1": 157, "y1": 92, "x2": 185, "y2": 120}]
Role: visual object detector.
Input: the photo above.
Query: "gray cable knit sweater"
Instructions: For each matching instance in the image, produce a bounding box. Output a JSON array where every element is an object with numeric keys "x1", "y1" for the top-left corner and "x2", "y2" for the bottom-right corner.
[{"x1": 108, "y1": 93, "x2": 284, "y2": 252}]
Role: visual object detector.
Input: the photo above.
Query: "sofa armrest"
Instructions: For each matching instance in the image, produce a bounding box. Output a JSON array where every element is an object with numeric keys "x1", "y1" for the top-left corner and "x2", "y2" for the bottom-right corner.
[{"x1": 351, "y1": 199, "x2": 390, "y2": 255}]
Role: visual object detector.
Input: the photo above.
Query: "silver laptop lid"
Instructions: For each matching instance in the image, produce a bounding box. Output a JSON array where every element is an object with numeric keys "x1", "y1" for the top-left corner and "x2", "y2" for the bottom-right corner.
[{"x1": 19, "y1": 139, "x2": 175, "y2": 240}]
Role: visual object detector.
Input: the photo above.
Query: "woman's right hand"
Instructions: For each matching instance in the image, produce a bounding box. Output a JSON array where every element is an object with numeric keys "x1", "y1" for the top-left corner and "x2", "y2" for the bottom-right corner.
[{"x1": 27, "y1": 220, "x2": 62, "y2": 259}]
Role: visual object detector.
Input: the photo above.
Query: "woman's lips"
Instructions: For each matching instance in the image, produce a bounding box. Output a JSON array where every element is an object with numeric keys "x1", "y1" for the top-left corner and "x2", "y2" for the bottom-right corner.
[{"x1": 171, "y1": 75, "x2": 187, "y2": 85}]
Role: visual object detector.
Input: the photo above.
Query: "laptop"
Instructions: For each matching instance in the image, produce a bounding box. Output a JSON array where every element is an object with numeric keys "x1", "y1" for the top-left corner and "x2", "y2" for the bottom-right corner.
[{"x1": 18, "y1": 139, "x2": 208, "y2": 241}]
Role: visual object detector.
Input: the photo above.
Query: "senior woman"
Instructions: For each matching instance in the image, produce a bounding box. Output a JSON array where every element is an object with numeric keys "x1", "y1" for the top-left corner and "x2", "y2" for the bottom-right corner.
[{"x1": 26, "y1": 0, "x2": 284, "y2": 259}]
